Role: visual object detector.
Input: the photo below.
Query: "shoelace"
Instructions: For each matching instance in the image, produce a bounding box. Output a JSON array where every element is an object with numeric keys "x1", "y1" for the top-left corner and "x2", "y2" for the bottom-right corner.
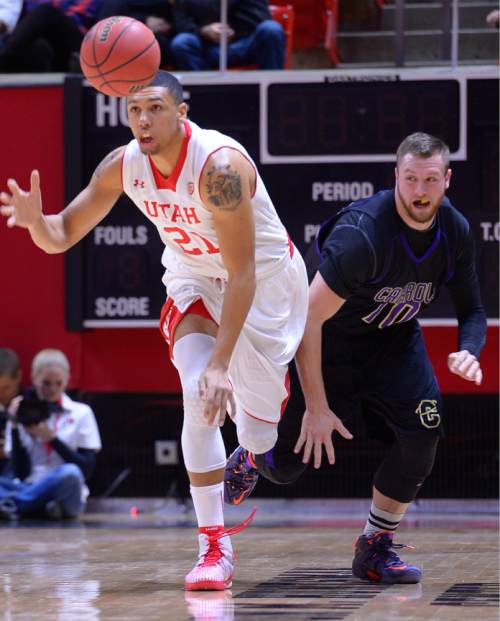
[
  {"x1": 213, "y1": 507, "x2": 257, "y2": 540},
  {"x1": 199, "y1": 508, "x2": 257, "y2": 567},
  {"x1": 201, "y1": 538, "x2": 224, "y2": 566},
  {"x1": 372, "y1": 537, "x2": 415, "y2": 567}
]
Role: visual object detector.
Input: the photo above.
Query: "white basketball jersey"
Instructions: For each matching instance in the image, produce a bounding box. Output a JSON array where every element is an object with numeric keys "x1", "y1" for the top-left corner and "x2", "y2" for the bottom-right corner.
[{"x1": 122, "y1": 120, "x2": 290, "y2": 281}]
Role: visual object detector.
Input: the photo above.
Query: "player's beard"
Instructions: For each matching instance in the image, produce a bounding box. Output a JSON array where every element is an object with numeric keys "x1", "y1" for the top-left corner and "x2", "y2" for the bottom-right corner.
[{"x1": 396, "y1": 186, "x2": 443, "y2": 227}]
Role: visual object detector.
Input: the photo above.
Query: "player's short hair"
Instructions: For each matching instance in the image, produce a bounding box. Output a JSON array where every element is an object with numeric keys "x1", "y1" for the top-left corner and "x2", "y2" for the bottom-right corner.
[
  {"x1": 0, "y1": 348, "x2": 20, "y2": 378},
  {"x1": 31, "y1": 349, "x2": 70, "y2": 377},
  {"x1": 148, "y1": 70, "x2": 183, "y2": 104},
  {"x1": 396, "y1": 132, "x2": 450, "y2": 172}
]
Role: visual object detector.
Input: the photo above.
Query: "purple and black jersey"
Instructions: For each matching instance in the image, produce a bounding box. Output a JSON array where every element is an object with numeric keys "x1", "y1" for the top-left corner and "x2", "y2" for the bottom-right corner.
[{"x1": 313, "y1": 189, "x2": 486, "y2": 357}]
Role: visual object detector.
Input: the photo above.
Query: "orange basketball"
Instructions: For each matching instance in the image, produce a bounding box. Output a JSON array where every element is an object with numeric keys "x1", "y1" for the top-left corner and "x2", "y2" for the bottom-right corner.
[{"x1": 80, "y1": 16, "x2": 161, "y2": 97}]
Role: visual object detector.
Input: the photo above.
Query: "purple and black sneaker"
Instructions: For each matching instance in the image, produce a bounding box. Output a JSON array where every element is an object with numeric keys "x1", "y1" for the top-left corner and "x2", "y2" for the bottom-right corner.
[
  {"x1": 352, "y1": 531, "x2": 422, "y2": 584},
  {"x1": 224, "y1": 446, "x2": 259, "y2": 505}
]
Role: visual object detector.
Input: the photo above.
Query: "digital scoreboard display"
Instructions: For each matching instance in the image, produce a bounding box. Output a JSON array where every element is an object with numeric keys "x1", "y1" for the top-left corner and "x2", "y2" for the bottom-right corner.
[{"x1": 267, "y1": 80, "x2": 460, "y2": 156}]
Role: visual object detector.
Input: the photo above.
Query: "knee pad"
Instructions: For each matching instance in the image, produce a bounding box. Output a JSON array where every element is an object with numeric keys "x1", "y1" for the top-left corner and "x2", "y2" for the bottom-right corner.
[
  {"x1": 174, "y1": 334, "x2": 227, "y2": 473},
  {"x1": 181, "y1": 378, "x2": 226, "y2": 472},
  {"x1": 235, "y1": 406, "x2": 278, "y2": 455},
  {"x1": 181, "y1": 421, "x2": 226, "y2": 473},
  {"x1": 182, "y1": 376, "x2": 211, "y2": 427},
  {"x1": 374, "y1": 431, "x2": 440, "y2": 503},
  {"x1": 174, "y1": 333, "x2": 222, "y2": 428}
]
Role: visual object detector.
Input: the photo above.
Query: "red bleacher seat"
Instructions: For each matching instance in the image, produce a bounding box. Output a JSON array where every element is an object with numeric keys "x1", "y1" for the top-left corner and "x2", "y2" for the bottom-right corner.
[
  {"x1": 269, "y1": 4, "x2": 295, "y2": 69},
  {"x1": 323, "y1": 0, "x2": 340, "y2": 66}
]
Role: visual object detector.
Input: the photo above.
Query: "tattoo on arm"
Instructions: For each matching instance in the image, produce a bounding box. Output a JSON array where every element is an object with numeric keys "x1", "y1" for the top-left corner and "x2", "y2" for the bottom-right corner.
[
  {"x1": 93, "y1": 147, "x2": 123, "y2": 179},
  {"x1": 205, "y1": 164, "x2": 243, "y2": 211}
]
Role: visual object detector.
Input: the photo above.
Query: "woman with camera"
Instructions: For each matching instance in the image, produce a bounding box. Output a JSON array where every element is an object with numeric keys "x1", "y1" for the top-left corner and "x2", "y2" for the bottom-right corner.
[{"x1": 0, "y1": 349, "x2": 101, "y2": 520}]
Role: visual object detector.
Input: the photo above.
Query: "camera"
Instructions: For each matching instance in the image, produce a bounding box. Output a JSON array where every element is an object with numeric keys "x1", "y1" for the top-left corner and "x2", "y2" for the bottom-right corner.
[{"x1": 16, "y1": 391, "x2": 50, "y2": 427}]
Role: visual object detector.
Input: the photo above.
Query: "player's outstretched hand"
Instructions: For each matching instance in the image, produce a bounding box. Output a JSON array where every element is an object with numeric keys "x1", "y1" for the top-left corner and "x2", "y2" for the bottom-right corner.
[
  {"x1": 0, "y1": 170, "x2": 43, "y2": 229},
  {"x1": 199, "y1": 363, "x2": 237, "y2": 427},
  {"x1": 448, "y1": 350, "x2": 483, "y2": 385},
  {"x1": 294, "y1": 407, "x2": 353, "y2": 469}
]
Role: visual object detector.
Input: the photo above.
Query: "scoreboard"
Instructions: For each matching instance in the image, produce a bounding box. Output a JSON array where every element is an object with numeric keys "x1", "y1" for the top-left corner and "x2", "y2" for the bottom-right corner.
[{"x1": 63, "y1": 67, "x2": 498, "y2": 329}]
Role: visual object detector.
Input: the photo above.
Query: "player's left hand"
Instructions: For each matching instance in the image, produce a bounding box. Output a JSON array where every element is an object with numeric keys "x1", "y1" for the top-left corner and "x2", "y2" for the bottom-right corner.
[
  {"x1": 294, "y1": 408, "x2": 353, "y2": 469},
  {"x1": 198, "y1": 363, "x2": 237, "y2": 426},
  {"x1": 447, "y1": 350, "x2": 483, "y2": 385}
]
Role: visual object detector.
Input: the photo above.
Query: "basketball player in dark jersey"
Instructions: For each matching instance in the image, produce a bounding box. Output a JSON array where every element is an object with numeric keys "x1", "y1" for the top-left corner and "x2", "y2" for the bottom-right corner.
[{"x1": 225, "y1": 132, "x2": 487, "y2": 584}]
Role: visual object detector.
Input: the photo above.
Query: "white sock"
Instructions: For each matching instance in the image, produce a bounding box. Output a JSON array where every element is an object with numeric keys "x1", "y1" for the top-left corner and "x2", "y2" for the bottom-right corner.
[
  {"x1": 190, "y1": 482, "x2": 225, "y2": 529},
  {"x1": 363, "y1": 501, "x2": 405, "y2": 536}
]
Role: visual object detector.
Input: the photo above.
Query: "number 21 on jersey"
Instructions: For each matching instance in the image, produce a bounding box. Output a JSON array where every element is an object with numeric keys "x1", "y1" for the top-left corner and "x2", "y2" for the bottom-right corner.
[{"x1": 163, "y1": 226, "x2": 220, "y2": 256}]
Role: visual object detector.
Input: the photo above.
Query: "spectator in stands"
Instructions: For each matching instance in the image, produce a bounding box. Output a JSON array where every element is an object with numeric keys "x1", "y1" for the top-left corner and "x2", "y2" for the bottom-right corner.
[
  {"x1": 98, "y1": 0, "x2": 175, "y2": 67},
  {"x1": 0, "y1": 349, "x2": 101, "y2": 520},
  {"x1": 0, "y1": 0, "x2": 103, "y2": 73},
  {"x1": 0, "y1": 1, "x2": 23, "y2": 49},
  {"x1": 486, "y1": 9, "x2": 499, "y2": 28},
  {"x1": 170, "y1": 0, "x2": 285, "y2": 70},
  {"x1": 0, "y1": 348, "x2": 22, "y2": 476}
]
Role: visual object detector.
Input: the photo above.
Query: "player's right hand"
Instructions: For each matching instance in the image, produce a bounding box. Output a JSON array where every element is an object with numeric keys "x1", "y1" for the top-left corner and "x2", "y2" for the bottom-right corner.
[
  {"x1": 198, "y1": 362, "x2": 237, "y2": 427},
  {"x1": 0, "y1": 170, "x2": 43, "y2": 229},
  {"x1": 294, "y1": 407, "x2": 353, "y2": 469}
]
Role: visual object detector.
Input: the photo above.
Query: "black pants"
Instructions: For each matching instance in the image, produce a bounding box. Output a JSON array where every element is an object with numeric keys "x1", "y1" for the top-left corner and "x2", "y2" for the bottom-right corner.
[
  {"x1": 255, "y1": 321, "x2": 443, "y2": 503},
  {"x1": 0, "y1": 5, "x2": 83, "y2": 73}
]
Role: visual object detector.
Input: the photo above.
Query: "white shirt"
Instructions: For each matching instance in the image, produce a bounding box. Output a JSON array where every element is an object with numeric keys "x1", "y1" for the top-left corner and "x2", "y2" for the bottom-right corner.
[
  {"x1": 5, "y1": 393, "x2": 102, "y2": 486},
  {"x1": 0, "y1": 0, "x2": 22, "y2": 34},
  {"x1": 122, "y1": 120, "x2": 291, "y2": 283}
]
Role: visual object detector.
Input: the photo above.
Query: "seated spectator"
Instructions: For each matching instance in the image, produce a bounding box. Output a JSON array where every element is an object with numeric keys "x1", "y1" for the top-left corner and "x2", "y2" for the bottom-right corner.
[
  {"x1": 486, "y1": 9, "x2": 499, "y2": 28},
  {"x1": 98, "y1": 0, "x2": 175, "y2": 67},
  {"x1": 0, "y1": 0, "x2": 103, "y2": 73},
  {"x1": 0, "y1": 348, "x2": 22, "y2": 476},
  {"x1": 170, "y1": 0, "x2": 285, "y2": 70},
  {"x1": 0, "y1": 349, "x2": 101, "y2": 520},
  {"x1": 0, "y1": 0, "x2": 23, "y2": 50}
]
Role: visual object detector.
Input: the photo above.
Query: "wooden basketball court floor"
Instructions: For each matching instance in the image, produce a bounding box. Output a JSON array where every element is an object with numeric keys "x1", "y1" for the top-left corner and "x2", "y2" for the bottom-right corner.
[{"x1": 0, "y1": 499, "x2": 497, "y2": 620}]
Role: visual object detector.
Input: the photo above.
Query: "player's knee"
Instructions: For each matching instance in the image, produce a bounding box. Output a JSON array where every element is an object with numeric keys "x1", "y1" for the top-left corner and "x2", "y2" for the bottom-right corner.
[
  {"x1": 182, "y1": 378, "x2": 210, "y2": 428},
  {"x1": 401, "y1": 430, "x2": 440, "y2": 479},
  {"x1": 374, "y1": 431, "x2": 440, "y2": 502}
]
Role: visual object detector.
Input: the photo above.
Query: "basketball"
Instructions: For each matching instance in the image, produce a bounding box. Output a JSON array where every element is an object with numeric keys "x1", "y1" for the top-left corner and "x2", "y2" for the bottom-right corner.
[{"x1": 80, "y1": 16, "x2": 161, "y2": 97}]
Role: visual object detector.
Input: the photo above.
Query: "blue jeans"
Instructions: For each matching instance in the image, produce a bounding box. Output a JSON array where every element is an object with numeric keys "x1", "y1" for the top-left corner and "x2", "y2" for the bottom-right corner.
[
  {"x1": 0, "y1": 463, "x2": 84, "y2": 518},
  {"x1": 170, "y1": 20, "x2": 285, "y2": 70}
]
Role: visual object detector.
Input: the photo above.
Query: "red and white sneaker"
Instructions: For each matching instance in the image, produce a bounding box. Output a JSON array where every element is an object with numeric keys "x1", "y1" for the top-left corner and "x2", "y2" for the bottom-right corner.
[
  {"x1": 184, "y1": 508, "x2": 256, "y2": 592},
  {"x1": 185, "y1": 530, "x2": 234, "y2": 591}
]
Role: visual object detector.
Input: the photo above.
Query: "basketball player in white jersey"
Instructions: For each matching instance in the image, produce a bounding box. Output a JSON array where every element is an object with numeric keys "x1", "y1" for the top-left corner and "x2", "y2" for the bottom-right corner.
[{"x1": 0, "y1": 71, "x2": 308, "y2": 591}]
